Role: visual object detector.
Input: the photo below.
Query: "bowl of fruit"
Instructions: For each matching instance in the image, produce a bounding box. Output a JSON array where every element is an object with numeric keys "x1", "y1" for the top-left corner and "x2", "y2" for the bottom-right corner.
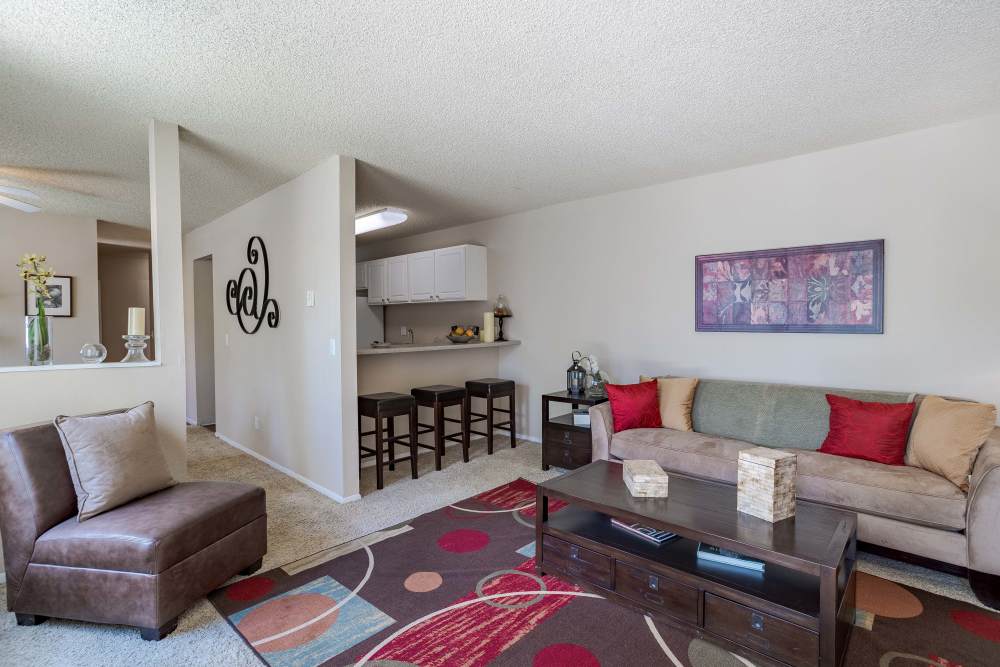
[{"x1": 447, "y1": 325, "x2": 479, "y2": 343}]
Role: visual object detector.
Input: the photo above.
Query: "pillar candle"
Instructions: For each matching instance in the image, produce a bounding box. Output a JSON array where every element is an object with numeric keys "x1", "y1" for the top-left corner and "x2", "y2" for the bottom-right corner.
[
  {"x1": 127, "y1": 307, "x2": 145, "y2": 336},
  {"x1": 482, "y1": 312, "x2": 495, "y2": 343}
]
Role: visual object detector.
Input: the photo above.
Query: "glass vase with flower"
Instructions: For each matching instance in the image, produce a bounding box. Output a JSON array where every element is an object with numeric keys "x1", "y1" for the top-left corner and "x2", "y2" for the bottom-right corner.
[{"x1": 17, "y1": 254, "x2": 55, "y2": 366}]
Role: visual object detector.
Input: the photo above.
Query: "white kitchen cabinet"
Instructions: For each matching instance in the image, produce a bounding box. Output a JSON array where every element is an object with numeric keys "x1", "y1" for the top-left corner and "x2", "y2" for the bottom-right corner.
[
  {"x1": 387, "y1": 255, "x2": 409, "y2": 302},
  {"x1": 367, "y1": 259, "x2": 387, "y2": 305},
  {"x1": 407, "y1": 251, "x2": 436, "y2": 301},
  {"x1": 356, "y1": 260, "x2": 368, "y2": 289},
  {"x1": 366, "y1": 244, "x2": 487, "y2": 304}
]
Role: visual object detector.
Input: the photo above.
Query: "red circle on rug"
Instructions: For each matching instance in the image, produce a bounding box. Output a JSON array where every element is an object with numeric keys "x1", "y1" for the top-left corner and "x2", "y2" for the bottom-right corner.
[
  {"x1": 952, "y1": 609, "x2": 1000, "y2": 642},
  {"x1": 238, "y1": 592, "x2": 340, "y2": 652},
  {"x1": 533, "y1": 643, "x2": 600, "y2": 666},
  {"x1": 226, "y1": 576, "x2": 276, "y2": 602},
  {"x1": 437, "y1": 528, "x2": 490, "y2": 553}
]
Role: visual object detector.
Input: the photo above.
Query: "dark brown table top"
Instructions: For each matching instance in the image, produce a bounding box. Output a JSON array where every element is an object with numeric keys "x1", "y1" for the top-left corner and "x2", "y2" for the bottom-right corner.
[{"x1": 538, "y1": 460, "x2": 856, "y2": 574}]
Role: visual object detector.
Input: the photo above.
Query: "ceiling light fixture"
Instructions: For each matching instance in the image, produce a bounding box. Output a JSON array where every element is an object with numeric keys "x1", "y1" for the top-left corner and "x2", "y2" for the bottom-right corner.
[
  {"x1": 0, "y1": 186, "x2": 41, "y2": 213},
  {"x1": 355, "y1": 207, "x2": 407, "y2": 235}
]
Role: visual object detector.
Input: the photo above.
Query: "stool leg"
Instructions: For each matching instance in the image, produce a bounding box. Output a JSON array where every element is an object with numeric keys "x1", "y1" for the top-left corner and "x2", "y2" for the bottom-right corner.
[
  {"x1": 409, "y1": 405, "x2": 419, "y2": 479},
  {"x1": 461, "y1": 399, "x2": 470, "y2": 462},
  {"x1": 486, "y1": 395, "x2": 494, "y2": 455},
  {"x1": 433, "y1": 401, "x2": 444, "y2": 470},
  {"x1": 463, "y1": 394, "x2": 472, "y2": 460},
  {"x1": 509, "y1": 390, "x2": 517, "y2": 449},
  {"x1": 375, "y1": 416, "x2": 385, "y2": 490},
  {"x1": 387, "y1": 416, "x2": 396, "y2": 471}
]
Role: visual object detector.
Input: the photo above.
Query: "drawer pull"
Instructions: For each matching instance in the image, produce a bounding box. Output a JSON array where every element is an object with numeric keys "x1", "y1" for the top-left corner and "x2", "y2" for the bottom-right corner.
[
  {"x1": 563, "y1": 450, "x2": 572, "y2": 464},
  {"x1": 569, "y1": 545, "x2": 581, "y2": 560},
  {"x1": 750, "y1": 613, "x2": 765, "y2": 632},
  {"x1": 647, "y1": 575, "x2": 659, "y2": 591},
  {"x1": 642, "y1": 591, "x2": 664, "y2": 606},
  {"x1": 562, "y1": 432, "x2": 572, "y2": 443}
]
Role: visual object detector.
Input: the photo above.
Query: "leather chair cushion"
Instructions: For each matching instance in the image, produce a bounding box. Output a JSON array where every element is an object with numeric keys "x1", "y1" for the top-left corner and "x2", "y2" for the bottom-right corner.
[
  {"x1": 610, "y1": 428, "x2": 967, "y2": 531},
  {"x1": 33, "y1": 481, "x2": 265, "y2": 574},
  {"x1": 465, "y1": 378, "x2": 515, "y2": 396},
  {"x1": 411, "y1": 385, "x2": 466, "y2": 403}
]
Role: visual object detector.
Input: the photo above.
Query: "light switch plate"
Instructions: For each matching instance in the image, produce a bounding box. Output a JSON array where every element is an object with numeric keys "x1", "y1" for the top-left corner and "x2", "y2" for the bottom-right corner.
[
  {"x1": 305, "y1": 290, "x2": 316, "y2": 307},
  {"x1": 329, "y1": 338, "x2": 336, "y2": 357}
]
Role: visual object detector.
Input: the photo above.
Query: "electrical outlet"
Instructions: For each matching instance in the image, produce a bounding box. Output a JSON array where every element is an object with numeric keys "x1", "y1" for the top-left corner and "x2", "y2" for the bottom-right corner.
[
  {"x1": 400, "y1": 326, "x2": 409, "y2": 336},
  {"x1": 305, "y1": 290, "x2": 315, "y2": 307},
  {"x1": 253, "y1": 415, "x2": 261, "y2": 431},
  {"x1": 329, "y1": 338, "x2": 336, "y2": 357}
]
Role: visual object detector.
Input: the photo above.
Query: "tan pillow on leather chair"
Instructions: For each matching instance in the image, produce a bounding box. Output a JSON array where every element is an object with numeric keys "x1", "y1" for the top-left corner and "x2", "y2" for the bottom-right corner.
[
  {"x1": 54, "y1": 402, "x2": 176, "y2": 521},
  {"x1": 640, "y1": 375, "x2": 699, "y2": 431},
  {"x1": 905, "y1": 395, "x2": 996, "y2": 491}
]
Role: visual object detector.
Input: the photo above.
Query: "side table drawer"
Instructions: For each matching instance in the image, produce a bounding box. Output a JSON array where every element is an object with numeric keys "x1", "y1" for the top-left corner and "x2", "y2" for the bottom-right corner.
[
  {"x1": 614, "y1": 561, "x2": 698, "y2": 623},
  {"x1": 542, "y1": 441, "x2": 592, "y2": 469},
  {"x1": 544, "y1": 425, "x2": 590, "y2": 449},
  {"x1": 704, "y1": 593, "x2": 818, "y2": 667},
  {"x1": 542, "y1": 535, "x2": 612, "y2": 589}
]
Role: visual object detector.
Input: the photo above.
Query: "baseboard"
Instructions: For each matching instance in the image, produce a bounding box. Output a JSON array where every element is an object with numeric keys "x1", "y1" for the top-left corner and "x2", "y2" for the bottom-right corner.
[
  {"x1": 215, "y1": 433, "x2": 361, "y2": 504},
  {"x1": 0, "y1": 571, "x2": 5, "y2": 585}
]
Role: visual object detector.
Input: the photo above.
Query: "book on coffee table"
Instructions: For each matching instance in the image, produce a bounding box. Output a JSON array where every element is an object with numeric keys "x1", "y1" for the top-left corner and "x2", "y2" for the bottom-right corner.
[
  {"x1": 610, "y1": 517, "x2": 678, "y2": 545},
  {"x1": 696, "y1": 543, "x2": 766, "y2": 572}
]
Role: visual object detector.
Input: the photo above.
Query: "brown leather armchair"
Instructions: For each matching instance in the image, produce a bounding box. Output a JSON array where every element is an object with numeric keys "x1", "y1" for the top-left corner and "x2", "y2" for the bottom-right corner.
[{"x1": 0, "y1": 421, "x2": 267, "y2": 640}]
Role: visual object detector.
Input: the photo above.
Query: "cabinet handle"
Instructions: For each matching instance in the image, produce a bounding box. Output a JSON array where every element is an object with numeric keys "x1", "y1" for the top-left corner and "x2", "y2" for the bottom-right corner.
[
  {"x1": 750, "y1": 613, "x2": 765, "y2": 633},
  {"x1": 562, "y1": 432, "x2": 572, "y2": 443},
  {"x1": 642, "y1": 591, "x2": 664, "y2": 606},
  {"x1": 563, "y1": 450, "x2": 572, "y2": 464}
]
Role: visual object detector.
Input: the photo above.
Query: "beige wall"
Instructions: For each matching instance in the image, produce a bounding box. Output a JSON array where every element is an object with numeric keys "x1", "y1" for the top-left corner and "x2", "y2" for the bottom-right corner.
[
  {"x1": 361, "y1": 114, "x2": 1000, "y2": 440},
  {"x1": 98, "y1": 245, "x2": 155, "y2": 360},
  {"x1": 0, "y1": 210, "x2": 100, "y2": 366},
  {"x1": 183, "y1": 155, "x2": 359, "y2": 501}
]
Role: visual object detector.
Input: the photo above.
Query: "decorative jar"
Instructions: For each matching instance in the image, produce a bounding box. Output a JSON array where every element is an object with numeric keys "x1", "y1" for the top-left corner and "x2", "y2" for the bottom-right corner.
[{"x1": 25, "y1": 315, "x2": 53, "y2": 366}]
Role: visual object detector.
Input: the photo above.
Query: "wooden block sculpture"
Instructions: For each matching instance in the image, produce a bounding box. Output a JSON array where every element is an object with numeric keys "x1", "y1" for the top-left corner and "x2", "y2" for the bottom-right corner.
[{"x1": 737, "y1": 447, "x2": 797, "y2": 522}]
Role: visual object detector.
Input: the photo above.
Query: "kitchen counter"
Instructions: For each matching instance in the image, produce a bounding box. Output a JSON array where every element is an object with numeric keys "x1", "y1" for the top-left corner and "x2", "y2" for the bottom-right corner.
[{"x1": 357, "y1": 340, "x2": 520, "y2": 356}]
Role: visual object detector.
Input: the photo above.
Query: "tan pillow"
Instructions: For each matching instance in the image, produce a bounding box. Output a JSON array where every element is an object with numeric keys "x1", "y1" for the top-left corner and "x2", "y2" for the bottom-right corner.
[
  {"x1": 906, "y1": 395, "x2": 996, "y2": 491},
  {"x1": 640, "y1": 375, "x2": 699, "y2": 431},
  {"x1": 55, "y1": 402, "x2": 176, "y2": 521}
]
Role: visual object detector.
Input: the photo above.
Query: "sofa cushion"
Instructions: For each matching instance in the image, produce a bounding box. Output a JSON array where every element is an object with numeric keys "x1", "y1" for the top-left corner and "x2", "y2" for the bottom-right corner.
[
  {"x1": 906, "y1": 395, "x2": 997, "y2": 491},
  {"x1": 610, "y1": 428, "x2": 967, "y2": 532},
  {"x1": 606, "y1": 381, "x2": 662, "y2": 432},
  {"x1": 819, "y1": 393, "x2": 915, "y2": 465},
  {"x1": 33, "y1": 481, "x2": 265, "y2": 574},
  {"x1": 610, "y1": 428, "x2": 748, "y2": 483},
  {"x1": 794, "y1": 450, "x2": 966, "y2": 531}
]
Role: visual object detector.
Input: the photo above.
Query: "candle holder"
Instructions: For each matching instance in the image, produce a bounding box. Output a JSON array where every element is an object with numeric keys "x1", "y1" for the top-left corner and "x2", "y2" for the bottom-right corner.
[{"x1": 121, "y1": 335, "x2": 150, "y2": 363}]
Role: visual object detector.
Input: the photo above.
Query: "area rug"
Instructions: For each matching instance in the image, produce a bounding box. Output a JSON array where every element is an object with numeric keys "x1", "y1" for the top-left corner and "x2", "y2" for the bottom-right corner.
[{"x1": 209, "y1": 479, "x2": 1000, "y2": 666}]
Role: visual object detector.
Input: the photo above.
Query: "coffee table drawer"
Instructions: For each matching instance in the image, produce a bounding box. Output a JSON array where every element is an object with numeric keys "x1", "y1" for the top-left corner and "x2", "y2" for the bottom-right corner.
[
  {"x1": 542, "y1": 535, "x2": 612, "y2": 589},
  {"x1": 704, "y1": 593, "x2": 818, "y2": 667},
  {"x1": 614, "y1": 562, "x2": 698, "y2": 623}
]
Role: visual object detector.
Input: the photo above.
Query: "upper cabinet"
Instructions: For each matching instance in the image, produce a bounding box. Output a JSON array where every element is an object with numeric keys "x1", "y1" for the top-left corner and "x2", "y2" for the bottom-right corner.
[{"x1": 368, "y1": 244, "x2": 487, "y2": 305}]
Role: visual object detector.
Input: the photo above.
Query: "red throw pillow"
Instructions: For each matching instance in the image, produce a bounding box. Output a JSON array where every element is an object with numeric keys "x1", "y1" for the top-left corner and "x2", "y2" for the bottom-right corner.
[
  {"x1": 819, "y1": 394, "x2": 915, "y2": 465},
  {"x1": 605, "y1": 380, "x2": 662, "y2": 433}
]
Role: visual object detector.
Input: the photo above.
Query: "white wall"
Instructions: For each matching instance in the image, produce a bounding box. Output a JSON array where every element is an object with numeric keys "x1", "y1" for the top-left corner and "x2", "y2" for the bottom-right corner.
[
  {"x1": 0, "y1": 210, "x2": 100, "y2": 365},
  {"x1": 361, "y1": 114, "x2": 1000, "y2": 439},
  {"x1": 183, "y1": 155, "x2": 359, "y2": 501},
  {"x1": 192, "y1": 257, "x2": 215, "y2": 424}
]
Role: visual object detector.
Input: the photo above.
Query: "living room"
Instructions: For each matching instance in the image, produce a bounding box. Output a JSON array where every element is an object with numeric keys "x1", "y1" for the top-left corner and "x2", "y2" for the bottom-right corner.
[{"x1": 2, "y1": 3, "x2": 999, "y2": 666}]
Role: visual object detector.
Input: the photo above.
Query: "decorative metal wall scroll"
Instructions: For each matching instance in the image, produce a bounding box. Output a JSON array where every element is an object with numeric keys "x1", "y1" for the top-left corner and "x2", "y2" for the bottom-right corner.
[{"x1": 226, "y1": 236, "x2": 280, "y2": 334}]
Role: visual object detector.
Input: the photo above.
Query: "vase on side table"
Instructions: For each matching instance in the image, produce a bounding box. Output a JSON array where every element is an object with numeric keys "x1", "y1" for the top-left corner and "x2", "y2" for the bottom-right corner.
[{"x1": 25, "y1": 310, "x2": 53, "y2": 366}]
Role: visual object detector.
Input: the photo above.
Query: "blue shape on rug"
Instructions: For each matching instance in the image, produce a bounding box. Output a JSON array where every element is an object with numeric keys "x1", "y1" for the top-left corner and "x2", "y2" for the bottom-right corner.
[{"x1": 516, "y1": 541, "x2": 536, "y2": 558}]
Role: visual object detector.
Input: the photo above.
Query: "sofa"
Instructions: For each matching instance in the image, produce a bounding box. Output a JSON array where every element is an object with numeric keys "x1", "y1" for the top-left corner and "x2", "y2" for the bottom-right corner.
[
  {"x1": 590, "y1": 377, "x2": 1000, "y2": 609},
  {"x1": 0, "y1": 420, "x2": 268, "y2": 639}
]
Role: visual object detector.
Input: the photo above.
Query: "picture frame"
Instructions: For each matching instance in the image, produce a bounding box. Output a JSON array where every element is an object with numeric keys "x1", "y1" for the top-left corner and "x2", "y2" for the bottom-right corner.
[
  {"x1": 25, "y1": 275, "x2": 73, "y2": 317},
  {"x1": 695, "y1": 239, "x2": 883, "y2": 334}
]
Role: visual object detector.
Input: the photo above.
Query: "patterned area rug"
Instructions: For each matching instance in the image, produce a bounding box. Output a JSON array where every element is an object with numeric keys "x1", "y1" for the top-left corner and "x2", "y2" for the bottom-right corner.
[{"x1": 209, "y1": 479, "x2": 1000, "y2": 666}]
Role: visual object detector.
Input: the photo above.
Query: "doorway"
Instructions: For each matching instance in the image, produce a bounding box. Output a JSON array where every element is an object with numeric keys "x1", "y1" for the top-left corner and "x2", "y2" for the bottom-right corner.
[{"x1": 193, "y1": 255, "x2": 216, "y2": 427}]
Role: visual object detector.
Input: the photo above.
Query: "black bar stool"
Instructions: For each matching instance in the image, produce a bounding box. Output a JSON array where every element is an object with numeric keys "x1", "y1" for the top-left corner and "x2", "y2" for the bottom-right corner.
[
  {"x1": 358, "y1": 392, "x2": 417, "y2": 490},
  {"x1": 411, "y1": 385, "x2": 470, "y2": 469},
  {"x1": 464, "y1": 378, "x2": 516, "y2": 455}
]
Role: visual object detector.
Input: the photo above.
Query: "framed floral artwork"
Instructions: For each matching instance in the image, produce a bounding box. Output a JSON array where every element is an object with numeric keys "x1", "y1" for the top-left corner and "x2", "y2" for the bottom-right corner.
[{"x1": 696, "y1": 240, "x2": 883, "y2": 333}]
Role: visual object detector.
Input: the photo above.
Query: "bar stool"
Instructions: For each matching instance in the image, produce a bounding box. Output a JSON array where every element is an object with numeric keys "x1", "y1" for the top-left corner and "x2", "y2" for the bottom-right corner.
[
  {"x1": 358, "y1": 392, "x2": 417, "y2": 490},
  {"x1": 411, "y1": 385, "x2": 470, "y2": 469},
  {"x1": 464, "y1": 378, "x2": 516, "y2": 455}
]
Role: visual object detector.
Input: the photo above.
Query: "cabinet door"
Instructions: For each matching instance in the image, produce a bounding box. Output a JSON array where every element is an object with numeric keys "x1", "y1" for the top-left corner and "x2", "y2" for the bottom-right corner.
[
  {"x1": 367, "y1": 260, "x2": 386, "y2": 305},
  {"x1": 434, "y1": 246, "x2": 466, "y2": 300},
  {"x1": 356, "y1": 261, "x2": 368, "y2": 289},
  {"x1": 387, "y1": 256, "x2": 409, "y2": 302},
  {"x1": 408, "y1": 251, "x2": 435, "y2": 301}
]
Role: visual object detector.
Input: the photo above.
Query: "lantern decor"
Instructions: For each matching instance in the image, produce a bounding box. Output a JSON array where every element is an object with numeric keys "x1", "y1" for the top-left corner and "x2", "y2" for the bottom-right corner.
[{"x1": 567, "y1": 351, "x2": 588, "y2": 395}]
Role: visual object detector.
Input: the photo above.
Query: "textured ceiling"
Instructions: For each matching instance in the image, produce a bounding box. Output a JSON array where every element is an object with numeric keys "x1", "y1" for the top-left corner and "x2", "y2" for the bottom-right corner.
[{"x1": 2, "y1": 2, "x2": 999, "y2": 244}]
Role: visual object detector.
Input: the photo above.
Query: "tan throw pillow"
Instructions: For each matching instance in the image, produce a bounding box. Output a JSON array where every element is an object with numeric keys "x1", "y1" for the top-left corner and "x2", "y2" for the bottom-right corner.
[
  {"x1": 55, "y1": 402, "x2": 176, "y2": 521},
  {"x1": 906, "y1": 395, "x2": 996, "y2": 491},
  {"x1": 640, "y1": 375, "x2": 699, "y2": 431}
]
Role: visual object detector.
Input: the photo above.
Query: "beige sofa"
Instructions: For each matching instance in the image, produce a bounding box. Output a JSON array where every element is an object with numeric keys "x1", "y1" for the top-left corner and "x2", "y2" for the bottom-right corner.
[{"x1": 590, "y1": 378, "x2": 1000, "y2": 609}]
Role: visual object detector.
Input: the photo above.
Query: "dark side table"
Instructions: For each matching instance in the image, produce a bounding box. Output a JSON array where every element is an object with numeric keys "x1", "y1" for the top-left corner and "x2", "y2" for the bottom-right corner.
[{"x1": 541, "y1": 391, "x2": 609, "y2": 471}]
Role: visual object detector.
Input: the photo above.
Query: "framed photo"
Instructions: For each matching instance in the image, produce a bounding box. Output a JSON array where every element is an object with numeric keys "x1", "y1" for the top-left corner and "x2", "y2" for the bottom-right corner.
[
  {"x1": 696, "y1": 239, "x2": 883, "y2": 334},
  {"x1": 25, "y1": 275, "x2": 73, "y2": 317}
]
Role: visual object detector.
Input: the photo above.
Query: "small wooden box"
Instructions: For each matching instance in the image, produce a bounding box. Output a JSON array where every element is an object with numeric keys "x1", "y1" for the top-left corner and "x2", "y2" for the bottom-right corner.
[
  {"x1": 623, "y1": 460, "x2": 669, "y2": 497},
  {"x1": 737, "y1": 447, "x2": 796, "y2": 522}
]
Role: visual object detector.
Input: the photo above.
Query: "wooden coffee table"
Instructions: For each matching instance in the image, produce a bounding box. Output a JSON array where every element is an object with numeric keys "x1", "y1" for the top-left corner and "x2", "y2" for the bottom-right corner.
[{"x1": 535, "y1": 460, "x2": 856, "y2": 667}]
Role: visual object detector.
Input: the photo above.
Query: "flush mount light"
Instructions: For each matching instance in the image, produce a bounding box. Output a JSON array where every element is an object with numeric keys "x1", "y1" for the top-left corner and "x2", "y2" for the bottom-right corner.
[
  {"x1": 355, "y1": 207, "x2": 407, "y2": 235},
  {"x1": 0, "y1": 186, "x2": 41, "y2": 213}
]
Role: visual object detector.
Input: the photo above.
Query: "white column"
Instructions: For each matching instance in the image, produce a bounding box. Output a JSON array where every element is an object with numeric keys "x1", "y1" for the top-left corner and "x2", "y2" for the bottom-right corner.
[{"x1": 336, "y1": 156, "x2": 360, "y2": 500}]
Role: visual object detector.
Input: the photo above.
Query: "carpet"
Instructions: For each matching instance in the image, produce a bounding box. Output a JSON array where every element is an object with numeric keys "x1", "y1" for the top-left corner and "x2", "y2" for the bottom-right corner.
[{"x1": 210, "y1": 479, "x2": 1000, "y2": 667}]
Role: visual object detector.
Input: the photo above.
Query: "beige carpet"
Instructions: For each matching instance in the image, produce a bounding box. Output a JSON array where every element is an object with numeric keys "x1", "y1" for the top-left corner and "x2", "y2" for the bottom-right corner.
[{"x1": 0, "y1": 426, "x2": 984, "y2": 666}]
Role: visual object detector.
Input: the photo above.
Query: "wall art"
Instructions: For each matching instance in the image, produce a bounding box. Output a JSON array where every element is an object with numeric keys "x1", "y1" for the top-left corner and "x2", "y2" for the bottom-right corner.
[{"x1": 226, "y1": 236, "x2": 280, "y2": 334}]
